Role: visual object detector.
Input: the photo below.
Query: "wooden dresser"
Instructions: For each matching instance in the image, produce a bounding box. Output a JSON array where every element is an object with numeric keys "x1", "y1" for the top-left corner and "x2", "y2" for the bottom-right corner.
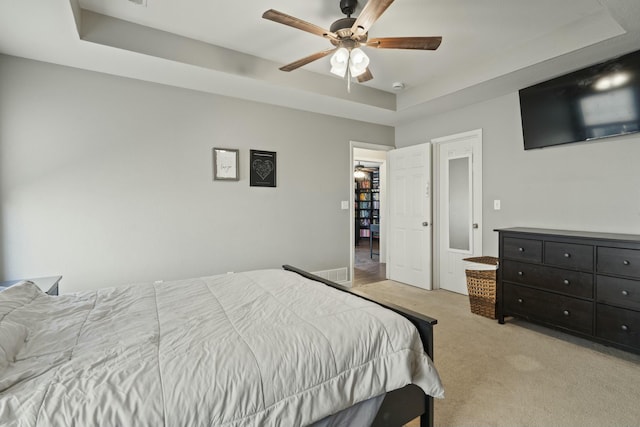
[{"x1": 496, "y1": 228, "x2": 640, "y2": 354}]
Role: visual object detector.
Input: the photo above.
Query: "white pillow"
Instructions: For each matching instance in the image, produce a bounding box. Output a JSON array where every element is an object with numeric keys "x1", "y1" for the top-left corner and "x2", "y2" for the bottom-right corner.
[
  {"x1": 0, "y1": 281, "x2": 40, "y2": 319},
  {"x1": 0, "y1": 320, "x2": 29, "y2": 371}
]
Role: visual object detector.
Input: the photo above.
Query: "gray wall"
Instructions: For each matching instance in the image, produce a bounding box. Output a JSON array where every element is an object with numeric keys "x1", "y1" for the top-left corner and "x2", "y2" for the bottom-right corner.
[
  {"x1": 396, "y1": 92, "x2": 640, "y2": 257},
  {"x1": 0, "y1": 55, "x2": 394, "y2": 292}
]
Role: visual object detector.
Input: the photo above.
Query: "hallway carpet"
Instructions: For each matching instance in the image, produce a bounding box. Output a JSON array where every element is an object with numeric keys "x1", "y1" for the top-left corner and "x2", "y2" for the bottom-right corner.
[{"x1": 356, "y1": 280, "x2": 640, "y2": 427}]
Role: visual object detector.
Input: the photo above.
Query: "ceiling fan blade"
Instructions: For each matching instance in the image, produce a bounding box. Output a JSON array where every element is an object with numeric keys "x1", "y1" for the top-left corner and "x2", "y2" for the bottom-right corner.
[
  {"x1": 367, "y1": 37, "x2": 442, "y2": 50},
  {"x1": 357, "y1": 68, "x2": 374, "y2": 83},
  {"x1": 263, "y1": 9, "x2": 338, "y2": 41},
  {"x1": 350, "y1": 0, "x2": 395, "y2": 37},
  {"x1": 279, "y1": 48, "x2": 338, "y2": 72}
]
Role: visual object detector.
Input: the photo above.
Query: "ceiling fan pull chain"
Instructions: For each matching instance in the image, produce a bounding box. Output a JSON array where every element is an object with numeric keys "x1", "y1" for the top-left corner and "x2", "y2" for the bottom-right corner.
[{"x1": 347, "y1": 63, "x2": 352, "y2": 93}]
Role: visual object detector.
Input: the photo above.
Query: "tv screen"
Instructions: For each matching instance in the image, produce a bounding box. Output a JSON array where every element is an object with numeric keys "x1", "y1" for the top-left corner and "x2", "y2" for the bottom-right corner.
[{"x1": 519, "y1": 49, "x2": 640, "y2": 150}]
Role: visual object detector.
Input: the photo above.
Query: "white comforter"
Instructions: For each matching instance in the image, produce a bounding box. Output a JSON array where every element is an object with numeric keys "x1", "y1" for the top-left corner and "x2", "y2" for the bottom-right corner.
[{"x1": 0, "y1": 269, "x2": 443, "y2": 427}]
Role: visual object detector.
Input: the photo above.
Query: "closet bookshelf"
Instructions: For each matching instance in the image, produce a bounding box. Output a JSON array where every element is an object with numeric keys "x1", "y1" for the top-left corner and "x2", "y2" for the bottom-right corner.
[{"x1": 355, "y1": 169, "x2": 380, "y2": 244}]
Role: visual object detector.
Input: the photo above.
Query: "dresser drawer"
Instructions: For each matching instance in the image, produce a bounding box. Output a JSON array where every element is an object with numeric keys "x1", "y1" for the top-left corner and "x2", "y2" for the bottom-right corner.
[
  {"x1": 544, "y1": 241, "x2": 593, "y2": 271},
  {"x1": 503, "y1": 237, "x2": 542, "y2": 263},
  {"x1": 597, "y1": 247, "x2": 640, "y2": 278},
  {"x1": 596, "y1": 275, "x2": 640, "y2": 311},
  {"x1": 596, "y1": 304, "x2": 640, "y2": 350},
  {"x1": 502, "y1": 260, "x2": 593, "y2": 299},
  {"x1": 503, "y1": 284, "x2": 593, "y2": 335}
]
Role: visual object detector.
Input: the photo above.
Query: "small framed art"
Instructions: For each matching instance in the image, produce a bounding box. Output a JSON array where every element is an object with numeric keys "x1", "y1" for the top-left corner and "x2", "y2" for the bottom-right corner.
[
  {"x1": 213, "y1": 148, "x2": 239, "y2": 181},
  {"x1": 250, "y1": 150, "x2": 277, "y2": 187}
]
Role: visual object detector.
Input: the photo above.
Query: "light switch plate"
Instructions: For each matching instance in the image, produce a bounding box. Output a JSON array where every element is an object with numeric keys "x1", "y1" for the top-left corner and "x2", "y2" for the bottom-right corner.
[{"x1": 494, "y1": 200, "x2": 501, "y2": 210}]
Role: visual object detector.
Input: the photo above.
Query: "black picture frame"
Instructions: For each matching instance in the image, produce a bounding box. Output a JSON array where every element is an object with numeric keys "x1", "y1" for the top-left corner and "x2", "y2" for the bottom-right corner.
[{"x1": 250, "y1": 150, "x2": 277, "y2": 187}]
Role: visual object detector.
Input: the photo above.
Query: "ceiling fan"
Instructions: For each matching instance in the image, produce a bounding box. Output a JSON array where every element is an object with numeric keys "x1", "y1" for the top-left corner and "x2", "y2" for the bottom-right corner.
[
  {"x1": 354, "y1": 162, "x2": 378, "y2": 179},
  {"x1": 262, "y1": 0, "x2": 442, "y2": 86}
]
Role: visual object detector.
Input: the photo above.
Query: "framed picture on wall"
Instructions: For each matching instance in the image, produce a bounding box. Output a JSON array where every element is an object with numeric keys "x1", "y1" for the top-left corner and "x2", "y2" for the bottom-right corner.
[
  {"x1": 213, "y1": 148, "x2": 239, "y2": 181},
  {"x1": 250, "y1": 150, "x2": 276, "y2": 187}
]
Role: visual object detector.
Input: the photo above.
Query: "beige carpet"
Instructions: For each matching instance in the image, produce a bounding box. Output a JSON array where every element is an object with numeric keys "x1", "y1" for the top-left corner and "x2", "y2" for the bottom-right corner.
[{"x1": 356, "y1": 280, "x2": 640, "y2": 427}]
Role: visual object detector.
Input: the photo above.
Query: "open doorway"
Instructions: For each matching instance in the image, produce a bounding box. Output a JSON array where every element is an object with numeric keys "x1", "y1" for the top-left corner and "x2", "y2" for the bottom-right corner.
[
  {"x1": 350, "y1": 142, "x2": 393, "y2": 287},
  {"x1": 354, "y1": 159, "x2": 383, "y2": 286}
]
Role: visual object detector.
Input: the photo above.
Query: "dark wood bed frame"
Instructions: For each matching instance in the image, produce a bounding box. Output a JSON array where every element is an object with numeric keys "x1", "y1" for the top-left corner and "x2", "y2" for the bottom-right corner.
[{"x1": 283, "y1": 265, "x2": 437, "y2": 427}]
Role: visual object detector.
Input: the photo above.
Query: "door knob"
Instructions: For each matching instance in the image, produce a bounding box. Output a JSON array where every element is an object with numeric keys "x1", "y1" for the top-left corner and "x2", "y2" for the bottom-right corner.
[
  {"x1": 472, "y1": 223, "x2": 479, "y2": 229},
  {"x1": 422, "y1": 222, "x2": 429, "y2": 227}
]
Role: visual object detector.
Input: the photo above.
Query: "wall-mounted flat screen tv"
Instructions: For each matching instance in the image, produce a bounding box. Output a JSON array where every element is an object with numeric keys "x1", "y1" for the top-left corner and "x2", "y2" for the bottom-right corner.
[{"x1": 519, "y1": 49, "x2": 640, "y2": 150}]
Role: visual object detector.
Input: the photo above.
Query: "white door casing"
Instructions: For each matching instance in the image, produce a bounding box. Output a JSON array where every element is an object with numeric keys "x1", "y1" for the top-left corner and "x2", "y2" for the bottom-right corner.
[
  {"x1": 388, "y1": 143, "x2": 432, "y2": 290},
  {"x1": 433, "y1": 129, "x2": 483, "y2": 295}
]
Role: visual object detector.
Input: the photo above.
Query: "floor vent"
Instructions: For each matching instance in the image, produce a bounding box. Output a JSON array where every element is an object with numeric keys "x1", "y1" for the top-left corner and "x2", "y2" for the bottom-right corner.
[{"x1": 312, "y1": 267, "x2": 348, "y2": 284}]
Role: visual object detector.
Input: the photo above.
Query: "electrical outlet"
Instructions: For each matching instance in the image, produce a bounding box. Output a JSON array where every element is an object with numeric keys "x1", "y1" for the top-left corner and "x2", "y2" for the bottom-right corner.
[{"x1": 341, "y1": 201, "x2": 349, "y2": 210}]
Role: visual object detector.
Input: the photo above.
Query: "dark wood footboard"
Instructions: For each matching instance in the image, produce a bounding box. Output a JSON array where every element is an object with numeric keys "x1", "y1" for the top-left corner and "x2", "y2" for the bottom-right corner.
[{"x1": 282, "y1": 265, "x2": 437, "y2": 427}]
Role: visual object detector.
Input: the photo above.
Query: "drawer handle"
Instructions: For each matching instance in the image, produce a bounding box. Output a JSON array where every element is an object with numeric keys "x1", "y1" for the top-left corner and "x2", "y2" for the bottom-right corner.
[
  {"x1": 621, "y1": 290, "x2": 629, "y2": 296},
  {"x1": 517, "y1": 271, "x2": 524, "y2": 276},
  {"x1": 623, "y1": 260, "x2": 630, "y2": 265},
  {"x1": 518, "y1": 247, "x2": 525, "y2": 252},
  {"x1": 563, "y1": 310, "x2": 570, "y2": 316},
  {"x1": 563, "y1": 279, "x2": 570, "y2": 285},
  {"x1": 564, "y1": 253, "x2": 571, "y2": 258},
  {"x1": 517, "y1": 298, "x2": 523, "y2": 304},
  {"x1": 621, "y1": 325, "x2": 629, "y2": 332}
]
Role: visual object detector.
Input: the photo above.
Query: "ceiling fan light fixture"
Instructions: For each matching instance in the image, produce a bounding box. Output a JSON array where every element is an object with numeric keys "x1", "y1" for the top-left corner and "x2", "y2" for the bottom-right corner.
[
  {"x1": 349, "y1": 48, "x2": 369, "y2": 77},
  {"x1": 330, "y1": 47, "x2": 369, "y2": 79},
  {"x1": 330, "y1": 47, "x2": 350, "y2": 76}
]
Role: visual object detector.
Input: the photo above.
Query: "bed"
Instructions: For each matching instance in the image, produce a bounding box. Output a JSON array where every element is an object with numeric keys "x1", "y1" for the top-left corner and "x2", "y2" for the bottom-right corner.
[{"x1": 0, "y1": 265, "x2": 444, "y2": 427}]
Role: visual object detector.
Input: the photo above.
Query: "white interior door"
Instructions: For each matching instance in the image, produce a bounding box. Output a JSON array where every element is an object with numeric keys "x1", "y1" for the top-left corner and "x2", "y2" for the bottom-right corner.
[
  {"x1": 388, "y1": 143, "x2": 432, "y2": 290},
  {"x1": 434, "y1": 130, "x2": 483, "y2": 295}
]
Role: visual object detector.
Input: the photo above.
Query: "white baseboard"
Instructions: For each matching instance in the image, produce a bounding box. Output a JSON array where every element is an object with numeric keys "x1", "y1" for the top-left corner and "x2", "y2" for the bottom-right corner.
[{"x1": 311, "y1": 267, "x2": 350, "y2": 286}]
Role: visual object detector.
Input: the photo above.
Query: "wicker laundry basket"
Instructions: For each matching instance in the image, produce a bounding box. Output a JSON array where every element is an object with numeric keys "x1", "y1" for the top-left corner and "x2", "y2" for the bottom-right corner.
[{"x1": 463, "y1": 256, "x2": 499, "y2": 319}]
